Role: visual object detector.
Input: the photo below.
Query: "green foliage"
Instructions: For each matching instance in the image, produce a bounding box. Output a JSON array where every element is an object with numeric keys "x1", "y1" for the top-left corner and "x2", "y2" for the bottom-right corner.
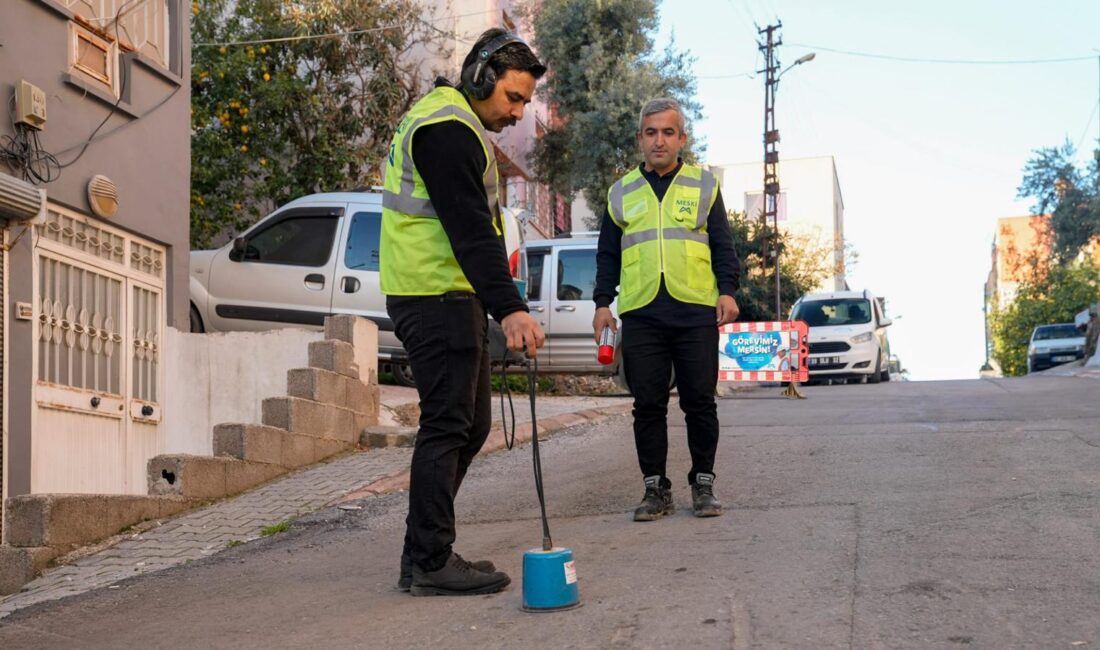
[
  {"x1": 260, "y1": 519, "x2": 293, "y2": 536},
  {"x1": 989, "y1": 260, "x2": 1100, "y2": 376},
  {"x1": 1017, "y1": 140, "x2": 1100, "y2": 259},
  {"x1": 523, "y1": 0, "x2": 702, "y2": 223},
  {"x1": 727, "y1": 210, "x2": 834, "y2": 321},
  {"x1": 189, "y1": 0, "x2": 449, "y2": 248},
  {"x1": 491, "y1": 371, "x2": 554, "y2": 393}
]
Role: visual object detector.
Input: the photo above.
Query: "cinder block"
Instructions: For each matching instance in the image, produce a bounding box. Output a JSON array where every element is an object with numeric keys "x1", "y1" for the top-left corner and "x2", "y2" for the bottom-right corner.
[
  {"x1": 0, "y1": 546, "x2": 35, "y2": 596},
  {"x1": 263, "y1": 397, "x2": 360, "y2": 442},
  {"x1": 155, "y1": 496, "x2": 194, "y2": 519},
  {"x1": 214, "y1": 423, "x2": 283, "y2": 466},
  {"x1": 3, "y1": 495, "x2": 193, "y2": 552},
  {"x1": 149, "y1": 454, "x2": 285, "y2": 499},
  {"x1": 281, "y1": 431, "x2": 317, "y2": 468},
  {"x1": 148, "y1": 455, "x2": 227, "y2": 499},
  {"x1": 354, "y1": 409, "x2": 378, "y2": 435},
  {"x1": 25, "y1": 546, "x2": 61, "y2": 573},
  {"x1": 105, "y1": 495, "x2": 162, "y2": 536},
  {"x1": 309, "y1": 340, "x2": 359, "y2": 378},
  {"x1": 324, "y1": 315, "x2": 379, "y2": 384},
  {"x1": 287, "y1": 367, "x2": 346, "y2": 407},
  {"x1": 225, "y1": 459, "x2": 285, "y2": 495},
  {"x1": 361, "y1": 426, "x2": 417, "y2": 448},
  {"x1": 3, "y1": 496, "x2": 47, "y2": 548},
  {"x1": 315, "y1": 438, "x2": 352, "y2": 462},
  {"x1": 345, "y1": 379, "x2": 379, "y2": 417}
]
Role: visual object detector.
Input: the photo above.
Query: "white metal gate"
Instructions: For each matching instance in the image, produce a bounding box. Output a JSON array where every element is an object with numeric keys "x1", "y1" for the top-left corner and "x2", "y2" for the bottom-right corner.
[{"x1": 32, "y1": 204, "x2": 165, "y2": 494}]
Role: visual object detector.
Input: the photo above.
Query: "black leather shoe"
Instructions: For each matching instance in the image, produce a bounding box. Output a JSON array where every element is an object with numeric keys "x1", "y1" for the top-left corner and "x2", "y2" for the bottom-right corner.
[
  {"x1": 633, "y1": 475, "x2": 674, "y2": 521},
  {"x1": 409, "y1": 552, "x2": 511, "y2": 596},
  {"x1": 691, "y1": 473, "x2": 723, "y2": 517},
  {"x1": 398, "y1": 552, "x2": 497, "y2": 591}
]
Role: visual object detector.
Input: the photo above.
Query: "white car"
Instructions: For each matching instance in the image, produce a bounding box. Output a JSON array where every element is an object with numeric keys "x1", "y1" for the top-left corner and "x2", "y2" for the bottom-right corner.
[
  {"x1": 1026, "y1": 323, "x2": 1086, "y2": 373},
  {"x1": 188, "y1": 191, "x2": 522, "y2": 387},
  {"x1": 790, "y1": 290, "x2": 893, "y2": 384}
]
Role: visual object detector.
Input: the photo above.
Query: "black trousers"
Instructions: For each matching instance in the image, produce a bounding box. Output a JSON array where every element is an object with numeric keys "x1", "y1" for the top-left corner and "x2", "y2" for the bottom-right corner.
[
  {"x1": 621, "y1": 318, "x2": 720, "y2": 486},
  {"x1": 388, "y1": 293, "x2": 492, "y2": 572}
]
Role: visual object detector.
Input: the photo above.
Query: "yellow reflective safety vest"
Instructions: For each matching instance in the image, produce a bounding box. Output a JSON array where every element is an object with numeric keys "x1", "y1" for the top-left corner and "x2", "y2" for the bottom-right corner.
[
  {"x1": 380, "y1": 85, "x2": 502, "y2": 295},
  {"x1": 606, "y1": 164, "x2": 720, "y2": 313}
]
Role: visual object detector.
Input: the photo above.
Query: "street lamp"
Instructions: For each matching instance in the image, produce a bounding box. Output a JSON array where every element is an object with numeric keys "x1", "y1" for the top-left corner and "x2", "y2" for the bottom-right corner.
[{"x1": 768, "y1": 50, "x2": 815, "y2": 320}]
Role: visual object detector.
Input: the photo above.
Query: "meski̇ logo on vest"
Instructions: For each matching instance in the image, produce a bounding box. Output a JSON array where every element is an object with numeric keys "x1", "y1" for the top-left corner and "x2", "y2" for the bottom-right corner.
[{"x1": 721, "y1": 331, "x2": 785, "y2": 371}]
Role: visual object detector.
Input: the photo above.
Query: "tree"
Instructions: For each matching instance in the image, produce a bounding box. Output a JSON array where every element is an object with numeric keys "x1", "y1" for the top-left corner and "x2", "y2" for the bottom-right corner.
[
  {"x1": 1018, "y1": 140, "x2": 1100, "y2": 259},
  {"x1": 522, "y1": 0, "x2": 702, "y2": 226},
  {"x1": 189, "y1": 0, "x2": 449, "y2": 248},
  {"x1": 988, "y1": 260, "x2": 1100, "y2": 376},
  {"x1": 727, "y1": 210, "x2": 833, "y2": 321}
]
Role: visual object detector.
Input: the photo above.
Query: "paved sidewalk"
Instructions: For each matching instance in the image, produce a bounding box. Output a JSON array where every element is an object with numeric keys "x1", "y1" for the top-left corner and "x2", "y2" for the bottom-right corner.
[{"x1": 0, "y1": 393, "x2": 629, "y2": 619}]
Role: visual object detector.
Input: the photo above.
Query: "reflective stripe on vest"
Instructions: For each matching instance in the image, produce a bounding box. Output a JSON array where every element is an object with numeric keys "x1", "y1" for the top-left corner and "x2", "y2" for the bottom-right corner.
[
  {"x1": 379, "y1": 86, "x2": 502, "y2": 295},
  {"x1": 607, "y1": 164, "x2": 719, "y2": 313}
]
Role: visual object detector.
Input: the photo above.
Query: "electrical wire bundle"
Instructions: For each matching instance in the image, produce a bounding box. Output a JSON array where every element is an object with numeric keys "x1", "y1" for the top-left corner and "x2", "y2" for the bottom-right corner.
[{"x1": 0, "y1": 118, "x2": 61, "y2": 184}]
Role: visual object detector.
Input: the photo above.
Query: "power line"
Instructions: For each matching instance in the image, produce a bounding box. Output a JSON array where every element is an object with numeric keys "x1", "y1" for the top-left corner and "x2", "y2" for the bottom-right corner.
[
  {"x1": 697, "y1": 71, "x2": 756, "y2": 79},
  {"x1": 786, "y1": 42, "x2": 1096, "y2": 65}
]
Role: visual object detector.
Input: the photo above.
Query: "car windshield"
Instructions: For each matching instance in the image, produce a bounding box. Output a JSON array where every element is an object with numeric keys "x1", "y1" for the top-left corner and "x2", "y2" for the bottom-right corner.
[
  {"x1": 792, "y1": 298, "x2": 872, "y2": 327},
  {"x1": 1032, "y1": 325, "x2": 1080, "y2": 340}
]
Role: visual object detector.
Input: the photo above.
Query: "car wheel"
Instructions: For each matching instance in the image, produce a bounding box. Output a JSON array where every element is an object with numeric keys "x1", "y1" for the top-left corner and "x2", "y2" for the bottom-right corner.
[
  {"x1": 189, "y1": 304, "x2": 204, "y2": 333},
  {"x1": 868, "y1": 354, "x2": 883, "y2": 384},
  {"x1": 392, "y1": 362, "x2": 416, "y2": 388}
]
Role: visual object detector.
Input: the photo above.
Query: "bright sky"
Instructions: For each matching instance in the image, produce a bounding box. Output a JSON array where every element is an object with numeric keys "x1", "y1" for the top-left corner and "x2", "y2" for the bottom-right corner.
[{"x1": 657, "y1": 0, "x2": 1100, "y2": 380}]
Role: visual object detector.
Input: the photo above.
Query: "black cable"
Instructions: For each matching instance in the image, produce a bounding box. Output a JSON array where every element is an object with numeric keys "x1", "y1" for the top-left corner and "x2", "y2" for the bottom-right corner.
[
  {"x1": 528, "y1": 355, "x2": 552, "y2": 551},
  {"x1": 57, "y1": 0, "x2": 142, "y2": 169},
  {"x1": 498, "y1": 353, "x2": 518, "y2": 450}
]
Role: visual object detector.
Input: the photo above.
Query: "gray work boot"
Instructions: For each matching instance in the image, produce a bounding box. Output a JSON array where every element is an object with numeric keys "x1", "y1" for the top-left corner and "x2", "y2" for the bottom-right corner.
[
  {"x1": 691, "y1": 473, "x2": 723, "y2": 517},
  {"x1": 398, "y1": 552, "x2": 496, "y2": 591},
  {"x1": 633, "y1": 475, "x2": 674, "y2": 521},
  {"x1": 409, "y1": 552, "x2": 511, "y2": 596}
]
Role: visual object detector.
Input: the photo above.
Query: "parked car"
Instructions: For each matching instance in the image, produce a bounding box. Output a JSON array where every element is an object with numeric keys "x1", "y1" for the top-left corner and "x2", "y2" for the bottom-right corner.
[
  {"x1": 189, "y1": 190, "x2": 523, "y2": 387},
  {"x1": 790, "y1": 289, "x2": 893, "y2": 384},
  {"x1": 1026, "y1": 323, "x2": 1086, "y2": 373},
  {"x1": 519, "y1": 235, "x2": 628, "y2": 383},
  {"x1": 189, "y1": 192, "x2": 646, "y2": 390}
]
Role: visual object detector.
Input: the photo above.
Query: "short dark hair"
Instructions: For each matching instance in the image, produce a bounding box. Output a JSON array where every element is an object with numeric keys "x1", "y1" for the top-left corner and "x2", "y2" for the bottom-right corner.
[{"x1": 462, "y1": 28, "x2": 547, "y2": 81}]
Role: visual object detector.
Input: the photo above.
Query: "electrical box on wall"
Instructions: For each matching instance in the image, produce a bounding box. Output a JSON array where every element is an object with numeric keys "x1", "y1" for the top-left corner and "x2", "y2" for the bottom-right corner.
[{"x1": 15, "y1": 80, "x2": 47, "y2": 130}]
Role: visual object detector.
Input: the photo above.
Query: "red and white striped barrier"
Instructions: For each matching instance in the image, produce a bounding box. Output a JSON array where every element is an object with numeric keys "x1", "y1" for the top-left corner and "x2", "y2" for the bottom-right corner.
[{"x1": 717, "y1": 321, "x2": 810, "y2": 382}]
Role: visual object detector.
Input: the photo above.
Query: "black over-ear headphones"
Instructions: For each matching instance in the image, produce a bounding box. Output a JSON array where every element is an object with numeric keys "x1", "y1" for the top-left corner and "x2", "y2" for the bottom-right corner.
[{"x1": 461, "y1": 32, "x2": 526, "y2": 101}]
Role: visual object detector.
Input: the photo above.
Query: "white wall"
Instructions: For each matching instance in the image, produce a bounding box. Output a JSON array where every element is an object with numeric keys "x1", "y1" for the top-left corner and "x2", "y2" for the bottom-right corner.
[
  {"x1": 161, "y1": 327, "x2": 323, "y2": 455},
  {"x1": 712, "y1": 156, "x2": 846, "y2": 292}
]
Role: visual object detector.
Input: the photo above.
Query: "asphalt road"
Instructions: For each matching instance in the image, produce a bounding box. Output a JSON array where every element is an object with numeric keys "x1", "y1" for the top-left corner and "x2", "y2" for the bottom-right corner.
[{"x1": 2, "y1": 376, "x2": 1099, "y2": 649}]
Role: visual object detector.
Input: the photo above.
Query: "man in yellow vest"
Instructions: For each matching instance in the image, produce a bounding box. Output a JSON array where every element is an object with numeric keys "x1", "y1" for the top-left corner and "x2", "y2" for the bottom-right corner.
[
  {"x1": 593, "y1": 97, "x2": 741, "y2": 522},
  {"x1": 380, "y1": 29, "x2": 546, "y2": 596}
]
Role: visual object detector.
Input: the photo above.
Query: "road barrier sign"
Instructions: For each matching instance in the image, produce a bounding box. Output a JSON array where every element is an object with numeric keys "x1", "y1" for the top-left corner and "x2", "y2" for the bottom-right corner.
[{"x1": 718, "y1": 321, "x2": 809, "y2": 382}]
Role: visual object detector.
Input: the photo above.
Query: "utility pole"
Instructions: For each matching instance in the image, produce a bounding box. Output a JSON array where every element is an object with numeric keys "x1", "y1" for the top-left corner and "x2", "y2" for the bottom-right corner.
[{"x1": 758, "y1": 22, "x2": 782, "y2": 319}]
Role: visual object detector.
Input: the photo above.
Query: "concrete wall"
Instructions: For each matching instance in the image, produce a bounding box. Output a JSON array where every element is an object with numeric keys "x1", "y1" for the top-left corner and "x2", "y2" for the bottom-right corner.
[
  {"x1": 712, "y1": 156, "x2": 847, "y2": 292},
  {"x1": 161, "y1": 328, "x2": 324, "y2": 456},
  {"x1": 1, "y1": 0, "x2": 191, "y2": 497}
]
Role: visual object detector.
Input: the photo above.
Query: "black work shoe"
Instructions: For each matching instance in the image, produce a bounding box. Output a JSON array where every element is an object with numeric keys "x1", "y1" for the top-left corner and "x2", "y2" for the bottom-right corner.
[
  {"x1": 691, "y1": 473, "x2": 723, "y2": 517},
  {"x1": 633, "y1": 475, "x2": 674, "y2": 521},
  {"x1": 409, "y1": 552, "x2": 511, "y2": 596},
  {"x1": 398, "y1": 552, "x2": 497, "y2": 591}
]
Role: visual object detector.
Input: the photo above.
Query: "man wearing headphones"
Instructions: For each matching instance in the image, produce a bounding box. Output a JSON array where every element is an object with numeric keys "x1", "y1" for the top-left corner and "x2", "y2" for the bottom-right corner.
[{"x1": 380, "y1": 29, "x2": 546, "y2": 596}]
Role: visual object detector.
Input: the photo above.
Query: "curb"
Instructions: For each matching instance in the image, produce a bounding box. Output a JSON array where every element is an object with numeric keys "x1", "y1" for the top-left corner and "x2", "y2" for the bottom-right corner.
[{"x1": 330, "y1": 403, "x2": 633, "y2": 505}]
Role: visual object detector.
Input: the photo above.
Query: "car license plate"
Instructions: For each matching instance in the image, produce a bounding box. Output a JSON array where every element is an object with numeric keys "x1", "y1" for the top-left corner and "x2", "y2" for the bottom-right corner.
[
  {"x1": 809, "y1": 356, "x2": 839, "y2": 367},
  {"x1": 1052, "y1": 355, "x2": 1075, "y2": 362}
]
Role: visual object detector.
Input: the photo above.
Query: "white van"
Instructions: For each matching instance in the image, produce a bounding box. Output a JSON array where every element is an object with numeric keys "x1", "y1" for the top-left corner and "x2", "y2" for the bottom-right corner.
[
  {"x1": 790, "y1": 289, "x2": 893, "y2": 384},
  {"x1": 188, "y1": 190, "x2": 522, "y2": 386}
]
